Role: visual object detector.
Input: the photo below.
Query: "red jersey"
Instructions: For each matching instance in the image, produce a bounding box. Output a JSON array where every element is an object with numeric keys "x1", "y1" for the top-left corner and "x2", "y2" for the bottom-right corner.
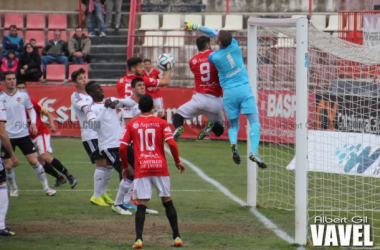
[
  {"x1": 116, "y1": 74, "x2": 160, "y2": 99},
  {"x1": 143, "y1": 69, "x2": 162, "y2": 98},
  {"x1": 120, "y1": 115, "x2": 174, "y2": 178},
  {"x1": 189, "y1": 50, "x2": 222, "y2": 97},
  {"x1": 27, "y1": 97, "x2": 50, "y2": 140}
]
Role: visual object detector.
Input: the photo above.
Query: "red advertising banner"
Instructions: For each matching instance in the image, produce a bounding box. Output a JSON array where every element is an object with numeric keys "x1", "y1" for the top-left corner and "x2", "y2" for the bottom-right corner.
[{"x1": 23, "y1": 86, "x2": 314, "y2": 143}]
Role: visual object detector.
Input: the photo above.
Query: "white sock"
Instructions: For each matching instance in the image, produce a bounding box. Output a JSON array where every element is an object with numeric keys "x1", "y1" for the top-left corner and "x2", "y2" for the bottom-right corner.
[
  {"x1": 0, "y1": 183, "x2": 9, "y2": 229},
  {"x1": 123, "y1": 180, "x2": 134, "y2": 204},
  {"x1": 94, "y1": 167, "x2": 105, "y2": 198},
  {"x1": 5, "y1": 169, "x2": 17, "y2": 190},
  {"x1": 32, "y1": 164, "x2": 49, "y2": 191},
  {"x1": 114, "y1": 179, "x2": 132, "y2": 205},
  {"x1": 101, "y1": 166, "x2": 113, "y2": 196}
]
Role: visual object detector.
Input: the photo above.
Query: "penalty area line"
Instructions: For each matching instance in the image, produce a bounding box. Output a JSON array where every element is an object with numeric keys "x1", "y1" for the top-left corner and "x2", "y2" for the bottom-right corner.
[{"x1": 165, "y1": 147, "x2": 302, "y2": 248}]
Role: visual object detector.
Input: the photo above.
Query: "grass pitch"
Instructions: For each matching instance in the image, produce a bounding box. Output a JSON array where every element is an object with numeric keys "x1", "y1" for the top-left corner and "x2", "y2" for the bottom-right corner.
[{"x1": 2, "y1": 138, "x2": 299, "y2": 250}]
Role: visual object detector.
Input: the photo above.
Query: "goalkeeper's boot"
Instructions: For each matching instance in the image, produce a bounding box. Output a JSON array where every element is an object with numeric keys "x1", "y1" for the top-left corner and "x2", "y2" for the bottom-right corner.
[
  {"x1": 173, "y1": 237, "x2": 183, "y2": 247},
  {"x1": 112, "y1": 204, "x2": 132, "y2": 215},
  {"x1": 133, "y1": 239, "x2": 143, "y2": 249},
  {"x1": 101, "y1": 193, "x2": 114, "y2": 204},
  {"x1": 90, "y1": 196, "x2": 109, "y2": 206},
  {"x1": 249, "y1": 152, "x2": 267, "y2": 169},
  {"x1": 231, "y1": 144, "x2": 241, "y2": 165},
  {"x1": 173, "y1": 126, "x2": 184, "y2": 141},
  {"x1": 0, "y1": 228, "x2": 16, "y2": 236},
  {"x1": 197, "y1": 121, "x2": 214, "y2": 140}
]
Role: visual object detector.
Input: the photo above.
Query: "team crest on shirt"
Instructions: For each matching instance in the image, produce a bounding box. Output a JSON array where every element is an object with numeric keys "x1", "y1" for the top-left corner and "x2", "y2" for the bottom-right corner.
[
  {"x1": 133, "y1": 122, "x2": 139, "y2": 129},
  {"x1": 192, "y1": 59, "x2": 197, "y2": 65},
  {"x1": 17, "y1": 98, "x2": 21, "y2": 103}
]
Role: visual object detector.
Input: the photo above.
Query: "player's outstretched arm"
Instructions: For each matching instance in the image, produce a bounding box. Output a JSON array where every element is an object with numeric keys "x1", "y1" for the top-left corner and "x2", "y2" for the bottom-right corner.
[
  {"x1": 157, "y1": 70, "x2": 172, "y2": 87},
  {"x1": 166, "y1": 138, "x2": 185, "y2": 173},
  {"x1": 183, "y1": 20, "x2": 218, "y2": 38}
]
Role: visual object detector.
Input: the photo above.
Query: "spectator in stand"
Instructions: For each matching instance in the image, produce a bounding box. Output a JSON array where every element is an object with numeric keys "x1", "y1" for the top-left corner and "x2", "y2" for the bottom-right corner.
[
  {"x1": 29, "y1": 39, "x2": 39, "y2": 54},
  {"x1": 105, "y1": 0, "x2": 123, "y2": 32},
  {"x1": 41, "y1": 30, "x2": 69, "y2": 79},
  {"x1": 68, "y1": 27, "x2": 91, "y2": 65},
  {"x1": 2, "y1": 25, "x2": 24, "y2": 58},
  {"x1": 17, "y1": 43, "x2": 42, "y2": 82},
  {"x1": 1, "y1": 51, "x2": 19, "y2": 78},
  {"x1": 84, "y1": 0, "x2": 106, "y2": 37}
]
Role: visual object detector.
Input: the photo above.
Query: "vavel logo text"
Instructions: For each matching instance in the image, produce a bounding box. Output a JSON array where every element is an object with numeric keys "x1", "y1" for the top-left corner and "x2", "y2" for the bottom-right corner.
[{"x1": 311, "y1": 216, "x2": 373, "y2": 247}]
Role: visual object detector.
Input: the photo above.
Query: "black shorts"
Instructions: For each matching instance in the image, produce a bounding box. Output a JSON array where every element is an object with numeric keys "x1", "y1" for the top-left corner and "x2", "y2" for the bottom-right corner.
[
  {"x1": 101, "y1": 147, "x2": 122, "y2": 177},
  {"x1": 0, "y1": 163, "x2": 6, "y2": 183},
  {"x1": 1, "y1": 136, "x2": 36, "y2": 159},
  {"x1": 82, "y1": 139, "x2": 103, "y2": 164}
]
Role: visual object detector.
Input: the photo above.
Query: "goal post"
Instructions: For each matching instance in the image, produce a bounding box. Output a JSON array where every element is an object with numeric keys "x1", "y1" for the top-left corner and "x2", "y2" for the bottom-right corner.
[{"x1": 247, "y1": 17, "x2": 309, "y2": 245}]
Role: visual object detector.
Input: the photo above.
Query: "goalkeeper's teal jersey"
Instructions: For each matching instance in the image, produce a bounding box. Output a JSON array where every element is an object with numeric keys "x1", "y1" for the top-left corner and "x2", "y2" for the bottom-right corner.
[
  {"x1": 208, "y1": 38, "x2": 249, "y2": 89},
  {"x1": 198, "y1": 25, "x2": 249, "y2": 89}
]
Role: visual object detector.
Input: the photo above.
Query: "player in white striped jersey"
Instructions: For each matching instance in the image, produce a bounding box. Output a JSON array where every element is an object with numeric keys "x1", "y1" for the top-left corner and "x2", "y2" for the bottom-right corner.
[
  {"x1": 70, "y1": 69, "x2": 114, "y2": 206},
  {"x1": 84, "y1": 81, "x2": 136, "y2": 215},
  {"x1": 0, "y1": 71, "x2": 56, "y2": 197},
  {"x1": 0, "y1": 100, "x2": 19, "y2": 236}
]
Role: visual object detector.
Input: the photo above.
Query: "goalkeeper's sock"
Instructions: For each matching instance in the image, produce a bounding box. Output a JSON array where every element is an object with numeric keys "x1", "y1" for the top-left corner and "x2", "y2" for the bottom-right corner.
[
  {"x1": 135, "y1": 205, "x2": 147, "y2": 241},
  {"x1": 227, "y1": 118, "x2": 239, "y2": 145},
  {"x1": 247, "y1": 114, "x2": 261, "y2": 155},
  {"x1": 163, "y1": 200, "x2": 180, "y2": 239}
]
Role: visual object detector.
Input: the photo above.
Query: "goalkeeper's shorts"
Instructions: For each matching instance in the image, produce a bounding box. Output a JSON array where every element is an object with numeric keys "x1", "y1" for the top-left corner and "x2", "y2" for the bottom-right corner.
[{"x1": 223, "y1": 83, "x2": 258, "y2": 120}]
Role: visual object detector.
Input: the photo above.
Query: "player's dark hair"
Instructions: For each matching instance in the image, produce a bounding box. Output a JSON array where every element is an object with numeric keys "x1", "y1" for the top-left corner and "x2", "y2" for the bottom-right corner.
[
  {"x1": 131, "y1": 77, "x2": 144, "y2": 88},
  {"x1": 139, "y1": 94, "x2": 154, "y2": 113},
  {"x1": 85, "y1": 81, "x2": 98, "y2": 95},
  {"x1": 127, "y1": 57, "x2": 143, "y2": 71},
  {"x1": 71, "y1": 68, "x2": 85, "y2": 82},
  {"x1": 2, "y1": 71, "x2": 16, "y2": 81},
  {"x1": 218, "y1": 30, "x2": 232, "y2": 48},
  {"x1": 16, "y1": 80, "x2": 26, "y2": 86},
  {"x1": 143, "y1": 58, "x2": 151, "y2": 63},
  {"x1": 196, "y1": 36, "x2": 210, "y2": 51}
]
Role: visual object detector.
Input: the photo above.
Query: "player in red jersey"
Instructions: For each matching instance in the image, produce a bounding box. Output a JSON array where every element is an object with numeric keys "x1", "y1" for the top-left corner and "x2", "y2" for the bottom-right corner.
[
  {"x1": 120, "y1": 95, "x2": 185, "y2": 248},
  {"x1": 143, "y1": 58, "x2": 165, "y2": 119},
  {"x1": 16, "y1": 82, "x2": 78, "y2": 188},
  {"x1": 173, "y1": 36, "x2": 225, "y2": 140},
  {"x1": 117, "y1": 57, "x2": 172, "y2": 125}
]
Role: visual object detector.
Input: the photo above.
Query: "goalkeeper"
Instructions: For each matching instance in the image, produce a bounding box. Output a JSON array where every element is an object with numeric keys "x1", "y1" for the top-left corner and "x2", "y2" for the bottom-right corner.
[{"x1": 184, "y1": 21, "x2": 267, "y2": 169}]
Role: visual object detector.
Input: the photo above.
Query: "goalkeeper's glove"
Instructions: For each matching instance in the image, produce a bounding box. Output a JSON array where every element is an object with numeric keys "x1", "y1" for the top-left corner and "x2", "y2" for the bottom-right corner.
[{"x1": 184, "y1": 20, "x2": 200, "y2": 31}]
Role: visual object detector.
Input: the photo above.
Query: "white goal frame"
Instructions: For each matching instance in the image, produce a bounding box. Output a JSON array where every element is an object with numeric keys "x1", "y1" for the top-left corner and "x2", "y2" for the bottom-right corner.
[{"x1": 246, "y1": 17, "x2": 309, "y2": 245}]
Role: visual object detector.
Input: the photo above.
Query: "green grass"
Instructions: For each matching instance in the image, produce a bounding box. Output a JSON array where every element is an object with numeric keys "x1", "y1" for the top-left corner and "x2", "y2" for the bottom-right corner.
[{"x1": 2, "y1": 138, "x2": 379, "y2": 249}]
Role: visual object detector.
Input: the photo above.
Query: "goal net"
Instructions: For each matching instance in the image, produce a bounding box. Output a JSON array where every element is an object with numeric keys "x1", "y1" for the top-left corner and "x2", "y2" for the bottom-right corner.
[{"x1": 248, "y1": 17, "x2": 380, "y2": 245}]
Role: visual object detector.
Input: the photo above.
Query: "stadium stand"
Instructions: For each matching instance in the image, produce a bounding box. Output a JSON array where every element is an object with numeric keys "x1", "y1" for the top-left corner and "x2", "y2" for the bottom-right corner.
[
  {"x1": 25, "y1": 30, "x2": 45, "y2": 47},
  {"x1": 164, "y1": 31, "x2": 185, "y2": 47},
  {"x1": 143, "y1": 31, "x2": 165, "y2": 46},
  {"x1": 3, "y1": 29, "x2": 24, "y2": 38},
  {"x1": 48, "y1": 30, "x2": 67, "y2": 41},
  {"x1": 160, "y1": 14, "x2": 182, "y2": 30},
  {"x1": 324, "y1": 14, "x2": 339, "y2": 31},
  {"x1": 139, "y1": 14, "x2": 160, "y2": 30},
  {"x1": 48, "y1": 14, "x2": 67, "y2": 30},
  {"x1": 223, "y1": 14, "x2": 243, "y2": 30},
  {"x1": 69, "y1": 64, "x2": 88, "y2": 81},
  {"x1": 46, "y1": 64, "x2": 66, "y2": 81},
  {"x1": 310, "y1": 15, "x2": 327, "y2": 30},
  {"x1": 183, "y1": 14, "x2": 202, "y2": 26},
  {"x1": 204, "y1": 15, "x2": 223, "y2": 30}
]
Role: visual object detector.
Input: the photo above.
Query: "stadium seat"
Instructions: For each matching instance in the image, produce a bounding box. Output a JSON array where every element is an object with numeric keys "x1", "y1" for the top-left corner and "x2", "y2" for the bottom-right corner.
[
  {"x1": 324, "y1": 15, "x2": 339, "y2": 31},
  {"x1": 204, "y1": 15, "x2": 222, "y2": 30},
  {"x1": 3, "y1": 30, "x2": 24, "y2": 38},
  {"x1": 160, "y1": 14, "x2": 181, "y2": 30},
  {"x1": 46, "y1": 64, "x2": 66, "y2": 81},
  {"x1": 69, "y1": 30, "x2": 89, "y2": 38},
  {"x1": 311, "y1": 15, "x2": 327, "y2": 30},
  {"x1": 4, "y1": 13, "x2": 24, "y2": 29},
  {"x1": 291, "y1": 14, "x2": 307, "y2": 19},
  {"x1": 164, "y1": 31, "x2": 185, "y2": 47},
  {"x1": 223, "y1": 15, "x2": 243, "y2": 30},
  {"x1": 69, "y1": 64, "x2": 88, "y2": 81},
  {"x1": 26, "y1": 14, "x2": 46, "y2": 30},
  {"x1": 142, "y1": 31, "x2": 165, "y2": 46},
  {"x1": 184, "y1": 14, "x2": 202, "y2": 26},
  {"x1": 139, "y1": 14, "x2": 159, "y2": 30},
  {"x1": 25, "y1": 30, "x2": 45, "y2": 47},
  {"x1": 48, "y1": 14, "x2": 67, "y2": 30},
  {"x1": 48, "y1": 30, "x2": 67, "y2": 41},
  {"x1": 274, "y1": 33, "x2": 295, "y2": 48}
]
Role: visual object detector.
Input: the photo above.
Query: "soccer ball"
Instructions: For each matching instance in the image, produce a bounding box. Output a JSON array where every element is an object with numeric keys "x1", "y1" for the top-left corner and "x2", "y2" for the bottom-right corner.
[{"x1": 157, "y1": 54, "x2": 175, "y2": 71}]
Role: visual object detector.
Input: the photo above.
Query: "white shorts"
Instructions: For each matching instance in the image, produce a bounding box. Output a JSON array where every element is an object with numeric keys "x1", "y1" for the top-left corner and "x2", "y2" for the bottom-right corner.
[
  {"x1": 32, "y1": 134, "x2": 53, "y2": 155},
  {"x1": 153, "y1": 97, "x2": 164, "y2": 113},
  {"x1": 133, "y1": 176, "x2": 171, "y2": 200},
  {"x1": 178, "y1": 93, "x2": 225, "y2": 124}
]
